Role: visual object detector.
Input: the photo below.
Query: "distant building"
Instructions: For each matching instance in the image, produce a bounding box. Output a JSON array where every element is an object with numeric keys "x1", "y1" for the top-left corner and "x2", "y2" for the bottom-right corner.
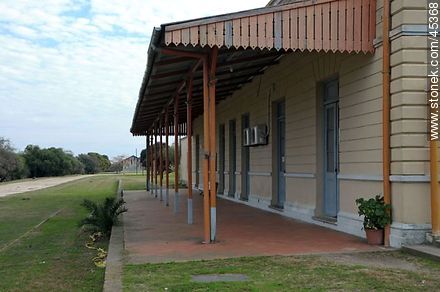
[{"x1": 121, "y1": 155, "x2": 140, "y2": 173}]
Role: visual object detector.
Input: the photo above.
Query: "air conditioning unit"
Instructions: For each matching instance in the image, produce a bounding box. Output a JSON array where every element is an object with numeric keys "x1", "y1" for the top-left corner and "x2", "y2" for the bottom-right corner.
[
  {"x1": 251, "y1": 124, "x2": 268, "y2": 146},
  {"x1": 243, "y1": 128, "x2": 252, "y2": 146}
]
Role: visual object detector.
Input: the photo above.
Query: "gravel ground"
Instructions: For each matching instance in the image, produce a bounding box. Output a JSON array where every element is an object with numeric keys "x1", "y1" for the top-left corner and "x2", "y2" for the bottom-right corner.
[{"x1": 0, "y1": 175, "x2": 94, "y2": 197}]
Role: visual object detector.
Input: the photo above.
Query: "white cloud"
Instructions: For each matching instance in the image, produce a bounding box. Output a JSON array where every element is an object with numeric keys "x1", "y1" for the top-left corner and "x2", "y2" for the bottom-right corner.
[{"x1": 0, "y1": 0, "x2": 268, "y2": 157}]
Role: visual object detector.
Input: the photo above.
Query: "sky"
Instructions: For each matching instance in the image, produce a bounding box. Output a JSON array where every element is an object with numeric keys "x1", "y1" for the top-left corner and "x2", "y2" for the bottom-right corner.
[{"x1": 0, "y1": 0, "x2": 268, "y2": 159}]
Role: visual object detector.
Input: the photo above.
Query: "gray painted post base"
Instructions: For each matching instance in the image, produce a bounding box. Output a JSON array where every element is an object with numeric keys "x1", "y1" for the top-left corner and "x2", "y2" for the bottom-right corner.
[
  {"x1": 210, "y1": 207, "x2": 216, "y2": 241},
  {"x1": 174, "y1": 192, "x2": 179, "y2": 213},
  {"x1": 188, "y1": 198, "x2": 193, "y2": 224},
  {"x1": 165, "y1": 189, "x2": 169, "y2": 206}
]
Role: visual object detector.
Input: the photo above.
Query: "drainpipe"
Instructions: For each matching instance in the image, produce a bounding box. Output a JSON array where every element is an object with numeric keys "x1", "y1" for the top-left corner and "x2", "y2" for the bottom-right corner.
[
  {"x1": 430, "y1": 141, "x2": 440, "y2": 236},
  {"x1": 382, "y1": 0, "x2": 391, "y2": 247}
]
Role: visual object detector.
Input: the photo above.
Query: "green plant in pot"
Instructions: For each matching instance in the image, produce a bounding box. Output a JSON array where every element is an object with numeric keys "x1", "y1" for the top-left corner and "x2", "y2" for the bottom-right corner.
[{"x1": 355, "y1": 195, "x2": 391, "y2": 245}]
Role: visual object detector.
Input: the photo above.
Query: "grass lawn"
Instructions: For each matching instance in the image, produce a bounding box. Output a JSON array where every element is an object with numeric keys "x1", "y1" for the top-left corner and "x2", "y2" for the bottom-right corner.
[
  {"x1": 123, "y1": 252, "x2": 440, "y2": 291},
  {"x1": 121, "y1": 173, "x2": 177, "y2": 191},
  {"x1": 0, "y1": 175, "x2": 119, "y2": 291}
]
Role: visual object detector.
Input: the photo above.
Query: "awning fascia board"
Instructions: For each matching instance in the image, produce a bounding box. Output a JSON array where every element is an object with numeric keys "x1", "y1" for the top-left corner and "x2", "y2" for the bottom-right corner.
[{"x1": 163, "y1": 0, "x2": 376, "y2": 54}]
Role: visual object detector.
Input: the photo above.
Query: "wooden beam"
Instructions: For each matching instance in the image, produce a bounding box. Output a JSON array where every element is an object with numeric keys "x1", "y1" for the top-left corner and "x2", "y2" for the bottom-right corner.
[
  {"x1": 219, "y1": 52, "x2": 282, "y2": 66},
  {"x1": 151, "y1": 69, "x2": 188, "y2": 80},
  {"x1": 187, "y1": 76, "x2": 193, "y2": 224},
  {"x1": 148, "y1": 59, "x2": 203, "y2": 133},
  {"x1": 202, "y1": 55, "x2": 210, "y2": 243},
  {"x1": 150, "y1": 135, "x2": 154, "y2": 195},
  {"x1": 165, "y1": 110, "x2": 170, "y2": 206},
  {"x1": 151, "y1": 60, "x2": 278, "y2": 81},
  {"x1": 160, "y1": 47, "x2": 207, "y2": 59},
  {"x1": 146, "y1": 134, "x2": 150, "y2": 191},
  {"x1": 156, "y1": 56, "x2": 194, "y2": 66},
  {"x1": 159, "y1": 116, "x2": 163, "y2": 201},
  {"x1": 174, "y1": 93, "x2": 180, "y2": 214},
  {"x1": 208, "y1": 47, "x2": 218, "y2": 243},
  {"x1": 154, "y1": 123, "x2": 158, "y2": 198}
]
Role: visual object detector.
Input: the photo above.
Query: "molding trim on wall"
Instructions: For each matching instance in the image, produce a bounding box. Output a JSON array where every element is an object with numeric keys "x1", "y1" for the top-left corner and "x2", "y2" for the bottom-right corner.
[
  {"x1": 339, "y1": 174, "x2": 437, "y2": 183},
  {"x1": 390, "y1": 175, "x2": 430, "y2": 183},
  {"x1": 374, "y1": 24, "x2": 428, "y2": 48},
  {"x1": 338, "y1": 174, "x2": 383, "y2": 181},
  {"x1": 284, "y1": 172, "x2": 316, "y2": 178},
  {"x1": 248, "y1": 171, "x2": 271, "y2": 177},
  {"x1": 390, "y1": 24, "x2": 428, "y2": 40},
  {"x1": 193, "y1": 172, "x2": 434, "y2": 183}
]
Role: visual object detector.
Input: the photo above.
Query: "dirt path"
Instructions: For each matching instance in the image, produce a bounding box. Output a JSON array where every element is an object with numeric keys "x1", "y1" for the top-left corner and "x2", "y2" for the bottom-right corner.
[{"x1": 0, "y1": 175, "x2": 93, "y2": 197}]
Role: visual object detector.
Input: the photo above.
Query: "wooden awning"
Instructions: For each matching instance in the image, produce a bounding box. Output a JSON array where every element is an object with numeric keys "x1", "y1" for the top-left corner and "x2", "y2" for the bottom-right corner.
[
  {"x1": 164, "y1": 0, "x2": 376, "y2": 53},
  {"x1": 131, "y1": 0, "x2": 376, "y2": 135}
]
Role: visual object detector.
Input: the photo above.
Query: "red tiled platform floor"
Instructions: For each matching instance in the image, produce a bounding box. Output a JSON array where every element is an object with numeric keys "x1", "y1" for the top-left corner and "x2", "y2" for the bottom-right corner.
[{"x1": 123, "y1": 189, "x2": 378, "y2": 264}]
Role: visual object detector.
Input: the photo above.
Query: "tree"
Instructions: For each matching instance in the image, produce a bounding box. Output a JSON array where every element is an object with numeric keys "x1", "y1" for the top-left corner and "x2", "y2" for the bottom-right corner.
[
  {"x1": 140, "y1": 149, "x2": 146, "y2": 168},
  {"x1": 78, "y1": 153, "x2": 101, "y2": 174},
  {"x1": 88, "y1": 152, "x2": 111, "y2": 172},
  {"x1": 109, "y1": 155, "x2": 125, "y2": 173},
  {"x1": 23, "y1": 145, "x2": 84, "y2": 177},
  {"x1": 0, "y1": 137, "x2": 28, "y2": 181}
]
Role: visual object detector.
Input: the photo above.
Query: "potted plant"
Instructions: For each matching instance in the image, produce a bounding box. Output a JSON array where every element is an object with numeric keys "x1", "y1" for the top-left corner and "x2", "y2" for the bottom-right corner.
[{"x1": 355, "y1": 195, "x2": 391, "y2": 245}]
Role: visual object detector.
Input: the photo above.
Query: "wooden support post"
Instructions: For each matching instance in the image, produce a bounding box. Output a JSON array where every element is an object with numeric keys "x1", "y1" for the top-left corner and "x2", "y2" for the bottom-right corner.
[
  {"x1": 146, "y1": 133, "x2": 150, "y2": 192},
  {"x1": 208, "y1": 47, "x2": 218, "y2": 242},
  {"x1": 431, "y1": 140, "x2": 440, "y2": 236},
  {"x1": 150, "y1": 135, "x2": 154, "y2": 195},
  {"x1": 159, "y1": 117, "x2": 164, "y2": 201},
  {"x1": 165, "y1": 110, "x2": 170, "y2": 207},
  {"x1": 202, "y1": 56, "x2": 211, "y2": 243},
  {"x1": 382, "y1": 0, "x2": 391, "y2": 247},
  {"x1": 154, "y1": 124, "x2": 158, "y2": 198},
  {"x1": 187, "y1": 76, "x2": 194, "y2": 224},
  {"x1": 174, "y1": 95, "x2": 180, "y2": 213}
]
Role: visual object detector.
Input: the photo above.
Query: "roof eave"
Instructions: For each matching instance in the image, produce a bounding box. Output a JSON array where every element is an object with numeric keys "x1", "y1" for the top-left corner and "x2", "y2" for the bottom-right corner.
[{"x1": 130, "y1": 27, "x2": 163, "y2": 135}]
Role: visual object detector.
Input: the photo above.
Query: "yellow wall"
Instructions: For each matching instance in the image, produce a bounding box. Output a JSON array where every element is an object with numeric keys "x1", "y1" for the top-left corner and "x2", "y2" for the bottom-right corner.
[{"x1": 186, "y1": 0, "x2": 431, "y2": 229}]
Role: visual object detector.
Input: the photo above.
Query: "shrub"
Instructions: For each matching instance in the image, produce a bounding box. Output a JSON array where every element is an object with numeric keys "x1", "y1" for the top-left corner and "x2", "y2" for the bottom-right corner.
[
  {"x1": 355, "y1": 195, "x2": 391, "y2": 230},
  {"x1": 79, "y1": 197, "x2": 127, "y2": 236}
]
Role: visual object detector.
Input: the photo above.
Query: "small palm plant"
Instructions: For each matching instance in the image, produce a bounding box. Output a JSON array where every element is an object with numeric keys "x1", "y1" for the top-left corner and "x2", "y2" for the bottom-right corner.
[{"x1": 79, "y1": 197, "x2": 127, "y2": 236}]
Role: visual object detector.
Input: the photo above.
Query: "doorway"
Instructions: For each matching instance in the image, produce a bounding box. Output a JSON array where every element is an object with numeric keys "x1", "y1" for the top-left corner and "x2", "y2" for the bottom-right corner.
[
  {"x1": 323, "y1": 79, "x2": 339, "y2": 218},
  {"x1": 195, "y1": 134, "x2": 200, "y2": 188},
  {"x1": 274, "y1": 101, "x2": 286, "y2": 208},
  {"x1": 241, "y1": 114, "x2": 250, "y2": 201},
  {"x1": 218, "y1": 124, "x2": 225, "y2": 195},
  {"x1": 228, "y1": 119, "x2": 236, "y2": 197}
]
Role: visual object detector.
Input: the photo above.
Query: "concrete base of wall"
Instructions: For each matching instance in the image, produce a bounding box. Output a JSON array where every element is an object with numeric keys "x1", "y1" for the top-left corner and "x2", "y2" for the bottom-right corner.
[
  {"x1": 337, "y1": 212, "x2": 365, "y2": 238},
  {"x1": 390, "y1": 223, "x2": 432, "y2": 248}
]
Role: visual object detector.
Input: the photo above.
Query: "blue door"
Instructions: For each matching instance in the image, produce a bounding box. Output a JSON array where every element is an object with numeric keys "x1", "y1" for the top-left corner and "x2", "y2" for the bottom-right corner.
[
  {"x1": 195, "y1": 135, "x2": 200, "y2": 187},
  {"x1": 218, "y1": 124, "x2": 225, "y2": 195},
  {"x1": 228, "y1": 120, "x2": 236, "y2": 197},
  {"x1": 241, "y1": 114, "x2": 250, "y2": 200},
  {"x1": 323, "y1": 80, "x2": 339, "y2": 217},
  {"x1": 276, "y1": 101, "x2": 286, "y2": 208}
]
